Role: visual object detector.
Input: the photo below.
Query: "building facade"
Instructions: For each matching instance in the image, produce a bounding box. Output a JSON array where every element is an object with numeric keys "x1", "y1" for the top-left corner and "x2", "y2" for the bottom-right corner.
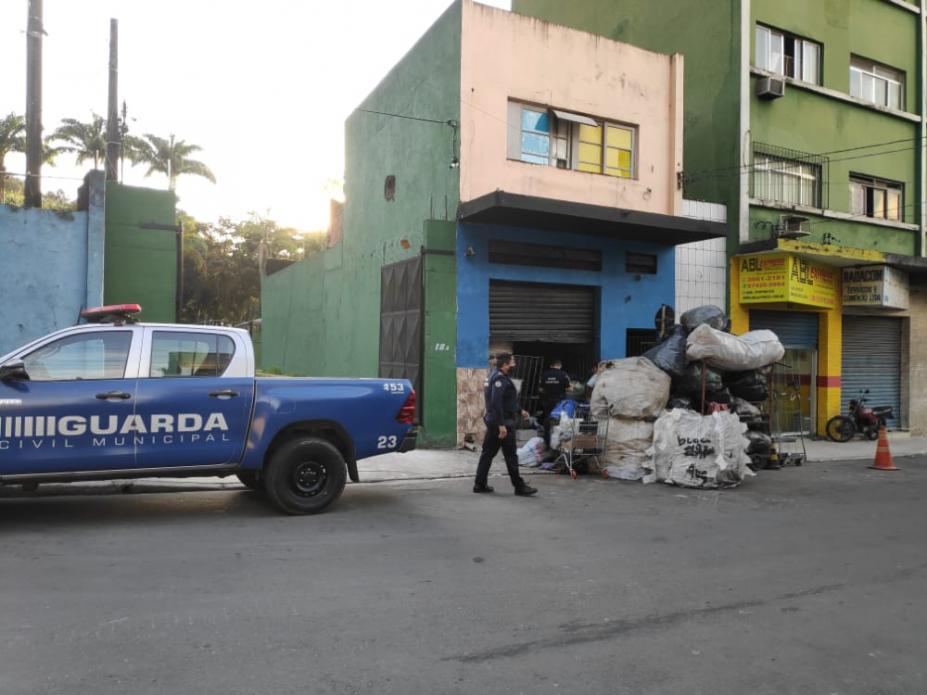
[
  {"x1": 515, "y1": 0, "x2": 927, "y2": 436},
  {"x1": 261, "y1": 1, "x2": 724, "y2": 446}
]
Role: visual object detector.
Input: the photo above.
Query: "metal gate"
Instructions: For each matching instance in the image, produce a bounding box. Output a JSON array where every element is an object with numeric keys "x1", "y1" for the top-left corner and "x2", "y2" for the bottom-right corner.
[
  {"x1": 750, "y1": 310, "x2": 819, "y2": 347},
  {"x1": 489, "y1": 281, "x2": 596, "y2": 343},
  {"x1": 842, "y1": 316, "x2": 902, "y2": 428},
  {"x1": 378, "y1": 257, "x2": 422, "y2": 405}
]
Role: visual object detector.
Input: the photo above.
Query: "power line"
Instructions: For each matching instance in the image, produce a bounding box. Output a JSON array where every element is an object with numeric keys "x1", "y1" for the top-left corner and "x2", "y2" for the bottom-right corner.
[{"x1": 356, "y1": 108, "x2": 455, "y2": 126}]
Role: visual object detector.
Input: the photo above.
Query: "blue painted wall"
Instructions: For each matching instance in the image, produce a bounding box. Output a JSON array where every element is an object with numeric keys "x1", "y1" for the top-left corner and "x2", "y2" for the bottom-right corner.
[
  {"x1": 455, "y1": 223, "x2": 675, "y2": 368},
  {"x1": 0, "y1": 172, "x2": 105, "y2": 356}
]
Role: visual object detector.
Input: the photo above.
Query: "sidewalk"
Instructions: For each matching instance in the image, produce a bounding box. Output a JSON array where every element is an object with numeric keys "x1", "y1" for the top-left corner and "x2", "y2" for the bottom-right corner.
[{"x1": 799, "y1": 432, "x2": 927, "y2": 462}]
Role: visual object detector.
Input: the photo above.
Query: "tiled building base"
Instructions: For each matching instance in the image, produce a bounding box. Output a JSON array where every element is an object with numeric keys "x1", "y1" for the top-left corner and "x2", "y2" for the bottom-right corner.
[{"x1": 456, "y1": 368, "x2": 489, "y2": 447}]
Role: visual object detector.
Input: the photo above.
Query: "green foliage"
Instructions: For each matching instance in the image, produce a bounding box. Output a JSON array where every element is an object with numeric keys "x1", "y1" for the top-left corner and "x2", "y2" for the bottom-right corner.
[
  {"x1": 179, "y1": 211, "x2": 317, "y2": 325},
  {"x1": 131, "y1": 133, "x2": 216, "y2": 190},
  {"x1": 0, "y1": 176, "x2": 76, "y2": 211},
  {"x1": 50, "y1": 114, "x2": 107, "y2": 168}
]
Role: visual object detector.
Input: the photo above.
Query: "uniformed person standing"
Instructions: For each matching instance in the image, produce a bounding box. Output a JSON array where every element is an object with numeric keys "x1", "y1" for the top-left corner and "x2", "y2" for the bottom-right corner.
[
  {"x1": 473, "y1": 353, "x2": 538, "y2": 496},
  {"x1": 539, "y1": 359, "x2": 571, "y2": 443}
]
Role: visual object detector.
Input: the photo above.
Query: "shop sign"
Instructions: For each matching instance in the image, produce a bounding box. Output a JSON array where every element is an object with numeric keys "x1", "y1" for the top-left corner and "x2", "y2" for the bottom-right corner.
[
  {"x1": 842, "y1": 265, "x2": 909, "y2": 310},
  {"x1": 739, "y1": 253, "x2": 838, "y2": 308}
]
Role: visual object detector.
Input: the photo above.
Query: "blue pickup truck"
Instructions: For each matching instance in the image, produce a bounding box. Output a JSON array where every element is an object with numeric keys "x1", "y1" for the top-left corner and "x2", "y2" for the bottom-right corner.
[{"x1": 0, "y1": 305, "x2": 416, "y2": 514}]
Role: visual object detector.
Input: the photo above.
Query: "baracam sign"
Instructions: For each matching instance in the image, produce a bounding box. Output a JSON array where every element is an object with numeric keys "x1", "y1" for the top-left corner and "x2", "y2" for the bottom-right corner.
[{"x1": 842, "y1": 265, "x2": 909, "y2": 309}]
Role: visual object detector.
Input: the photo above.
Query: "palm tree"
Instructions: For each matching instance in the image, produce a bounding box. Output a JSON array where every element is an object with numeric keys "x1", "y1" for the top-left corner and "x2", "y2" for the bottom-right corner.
[
  {"x1": 133, "y1": 134, "x2": 216, "y2": 191},
  {"x1": 51, "y1": 114, "x2": 107, "y2": 168},
  {"x1": 0, "y1": 113, "x2": 25, "y2": 204}
]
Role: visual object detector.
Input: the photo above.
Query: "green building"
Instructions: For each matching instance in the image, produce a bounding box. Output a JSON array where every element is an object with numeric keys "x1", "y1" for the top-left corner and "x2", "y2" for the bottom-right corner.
[{"x1": 514, "y1": 0, "x2": 927, "y2": 436}]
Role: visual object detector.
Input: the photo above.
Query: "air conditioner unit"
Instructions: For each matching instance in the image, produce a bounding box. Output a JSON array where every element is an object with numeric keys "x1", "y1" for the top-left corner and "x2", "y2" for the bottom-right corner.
[
  {"x1": 777, "y1": 215, "x2": 811, "y2": 239},
  {"x1": 756, "y1": 76, "x2": 786, "y2": 99}
]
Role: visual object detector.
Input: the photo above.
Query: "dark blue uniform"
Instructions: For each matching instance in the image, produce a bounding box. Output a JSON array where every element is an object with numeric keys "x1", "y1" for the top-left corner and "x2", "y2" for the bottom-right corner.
[{"x1": 475, "y1": 369, "x2": 527, "y2": 490}]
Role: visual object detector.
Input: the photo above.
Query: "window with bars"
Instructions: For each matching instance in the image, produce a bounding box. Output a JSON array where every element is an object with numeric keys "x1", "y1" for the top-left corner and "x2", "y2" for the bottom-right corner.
[
  {"x1": 508, "y1": 101, "x2": 636, "y2": 179},
  {"x1": 850, "y1": 176, "x2": 902, "y2": 222},
  {"x1": 753, "y1": 153, "x2": 821, "y2": 207},
  {"x1": 850, "y1": 57, "x2": 904, "y2": 110},
  {"x1": 755, "y1": 24, "x2": 821, "y2": 85}
]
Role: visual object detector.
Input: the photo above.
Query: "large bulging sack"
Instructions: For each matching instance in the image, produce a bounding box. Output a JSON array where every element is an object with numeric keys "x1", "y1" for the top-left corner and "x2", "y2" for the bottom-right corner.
[
  {"x1": 647, "y1": 409, "x2": 754, "y2": 488},
  {"x1": 642, "y1": 325, "x2": 688, "y2": 378},
  {"x1": 681, "y1": 305, "x2": 729, "y2": 333},
  {"x1": 590, "y1": 357, "x2": 670, "y2": 420},
  {"x1": 603, "y1": 417, "x2": 655, "y2": 481},
  {"x1": 686, "y1": 325, "x2": 785, "y2": 371}
]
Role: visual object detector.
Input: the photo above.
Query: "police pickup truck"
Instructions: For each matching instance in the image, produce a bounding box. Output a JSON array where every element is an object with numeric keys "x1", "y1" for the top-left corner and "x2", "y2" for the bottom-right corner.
[{"x1": 0, "y1": 305, "x2": 416, "y2": 514}]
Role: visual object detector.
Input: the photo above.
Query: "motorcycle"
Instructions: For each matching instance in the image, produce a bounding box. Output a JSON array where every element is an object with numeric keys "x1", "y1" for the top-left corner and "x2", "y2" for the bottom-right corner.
[{"x1": 824, "y1": 390, "x2": 893, "y2": 443}]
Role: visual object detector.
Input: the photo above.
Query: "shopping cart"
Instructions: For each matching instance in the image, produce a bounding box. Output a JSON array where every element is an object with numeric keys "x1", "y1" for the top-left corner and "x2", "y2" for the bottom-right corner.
[{"x1": 555, "y1": 403, "x2": 609, "y2": 479}]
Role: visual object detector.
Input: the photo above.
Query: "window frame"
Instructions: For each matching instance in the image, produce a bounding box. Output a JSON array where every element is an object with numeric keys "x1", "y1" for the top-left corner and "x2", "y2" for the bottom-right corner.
[
  {"x1": 147, "y1": 330, "x2": 237, "y2": 379},
  {"x1": 20, "y1": 330, "x2": 134, "y2": 383},
  {"x1": 850, "y1": 56, "x2": 905, "y2": 110},
  {"x1": 849, "y1": 174, "x2": 904, "y2": 222},
  {"x1": 755, "y1": 24, "x2": 822, "y2": 85},
  {"x1": 507, "y1": 100, "x2": 637, "y2": 179},
  {"x1": 753, "y1": 153, "x2": 822, "y2": 208},
  {"x1": 518, "y1": 106, "x2": 552, "y2": 166}
]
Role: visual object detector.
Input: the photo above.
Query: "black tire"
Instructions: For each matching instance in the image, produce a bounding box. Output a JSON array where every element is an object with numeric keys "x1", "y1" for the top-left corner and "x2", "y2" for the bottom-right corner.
[
  {"x1": 866, "y1": 427, "x2": 879, "y2": 441},
  {"x1": 236, "y1": 471, "x2": 264, "y2": 491},
  {"x1": 825, "y1": 415, "x2": 855, "y2": 443},
  {"x1": 264, "y1": 437, "x2": 347, "y2": 515}
]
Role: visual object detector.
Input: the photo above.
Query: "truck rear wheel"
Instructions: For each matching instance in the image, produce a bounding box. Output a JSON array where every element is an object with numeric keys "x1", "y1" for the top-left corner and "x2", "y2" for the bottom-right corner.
[{"x1": 264, "y1": 437, "x2": 347, "y2": 515}]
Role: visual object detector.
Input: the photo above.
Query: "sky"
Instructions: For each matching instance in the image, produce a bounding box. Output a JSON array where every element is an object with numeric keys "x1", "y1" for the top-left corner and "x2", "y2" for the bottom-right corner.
[{"x1": 1, "y1": 0, "x2": 511, "y2": 232}]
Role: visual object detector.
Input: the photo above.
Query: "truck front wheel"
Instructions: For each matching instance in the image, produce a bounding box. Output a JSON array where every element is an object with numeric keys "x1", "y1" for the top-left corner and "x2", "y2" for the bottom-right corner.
[{"x1": 264, "y1": 437, "x2": 348, "y2": 515}]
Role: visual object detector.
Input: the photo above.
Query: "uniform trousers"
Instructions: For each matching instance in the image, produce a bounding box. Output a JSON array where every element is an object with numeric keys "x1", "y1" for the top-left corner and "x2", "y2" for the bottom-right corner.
[{"x1": 475, "y1": 424, "x2": 525, "y2": 489}]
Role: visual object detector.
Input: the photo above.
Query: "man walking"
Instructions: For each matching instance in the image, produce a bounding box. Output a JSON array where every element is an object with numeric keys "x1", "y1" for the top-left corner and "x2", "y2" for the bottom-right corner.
[{"x1": 473, "y1": 353, "x2": 538, "y2": 496}]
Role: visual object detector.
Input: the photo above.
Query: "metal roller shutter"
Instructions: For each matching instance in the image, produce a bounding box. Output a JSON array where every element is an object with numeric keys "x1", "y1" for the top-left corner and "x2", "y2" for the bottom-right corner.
[
  {"x1": 842, "y1": 316, "x2": 902, "y2": 428},
  {"x1": 749, "y1": 310, "x2": 819, "y2": 347},
  {"x1": 490, "y1": 281, "x2": 596, "y2": 344}
]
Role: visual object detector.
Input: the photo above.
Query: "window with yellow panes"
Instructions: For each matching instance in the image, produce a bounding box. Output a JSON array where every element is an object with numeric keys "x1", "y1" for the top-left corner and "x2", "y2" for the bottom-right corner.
[{"x1": 576, "y1": 123, "x2": 634, "y2": 178}]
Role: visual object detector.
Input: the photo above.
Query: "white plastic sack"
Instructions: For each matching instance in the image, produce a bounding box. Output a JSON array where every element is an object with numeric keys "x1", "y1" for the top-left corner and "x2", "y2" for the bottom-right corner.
[
  {"x1": 602, "y1": 417, "x2": 654, "y2": 482},
  {"x1": 590, "y1": 357, "x2": 670, "y2": 420},
  {"x1": 517, "y1": 436, "x2": 546, "y2": 467},
  {"x1": 685, "y1": 325, "x2": 785, "y2": 371},
  {"x1": 647, "y1": 409, "x2": 754, "y2": 488}
]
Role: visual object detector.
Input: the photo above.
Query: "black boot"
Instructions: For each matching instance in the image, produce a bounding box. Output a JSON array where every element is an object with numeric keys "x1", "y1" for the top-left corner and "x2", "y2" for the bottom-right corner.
[
  {"x1": 473, "y1": 483, "x2": 495, "y2": 493},
  {"x1": 514, "y1": 484, "x2": 537, "y2": 496}
]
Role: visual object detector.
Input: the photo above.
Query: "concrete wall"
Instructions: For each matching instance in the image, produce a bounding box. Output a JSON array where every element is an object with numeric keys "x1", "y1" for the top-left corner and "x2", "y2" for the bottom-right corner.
[
  {"x1": 460, "y1": 1, "x2": 683, "y2": 215},
  {"x1": 104, "y1": 183, "x2": 178, "y2": 323},
  {"x1": 0, "y1": 171, "x2": 105, "y2": 356},
  {"x1": 455, "y1": 222, "x2": 675, "y2": 368}
]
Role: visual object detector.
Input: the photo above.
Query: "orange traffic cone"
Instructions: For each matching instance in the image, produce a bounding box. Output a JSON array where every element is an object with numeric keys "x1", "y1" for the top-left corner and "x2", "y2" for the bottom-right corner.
[{"x1": 869, "y1": 425, "x2": 899, "y2": 471}]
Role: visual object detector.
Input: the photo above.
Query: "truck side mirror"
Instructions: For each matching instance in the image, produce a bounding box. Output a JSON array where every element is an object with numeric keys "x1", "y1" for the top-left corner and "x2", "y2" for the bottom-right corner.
[{"x1": 0, "y1": 361, "x2": 29, "y2": 381}]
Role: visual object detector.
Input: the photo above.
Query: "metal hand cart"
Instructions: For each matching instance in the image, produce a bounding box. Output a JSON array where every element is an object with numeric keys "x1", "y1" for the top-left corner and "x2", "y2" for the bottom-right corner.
[{"x1": 555, "y1": 403, "x2": 609, "y2": 479}]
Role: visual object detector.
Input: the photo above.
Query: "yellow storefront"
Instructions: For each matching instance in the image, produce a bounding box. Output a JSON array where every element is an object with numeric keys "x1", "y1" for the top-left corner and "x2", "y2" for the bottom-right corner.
[
  {"x1": 730, "y1": 246, "x2": 843, "y2": 435},
  {"x1": 731, "y1": 239, "x2": 914, "y2": 436}
]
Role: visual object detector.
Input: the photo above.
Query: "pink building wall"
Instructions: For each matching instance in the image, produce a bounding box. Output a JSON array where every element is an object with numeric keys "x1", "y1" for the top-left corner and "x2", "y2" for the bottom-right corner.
[{"x1": 459, "y1": 1, "x2": 684, "y2": 216}]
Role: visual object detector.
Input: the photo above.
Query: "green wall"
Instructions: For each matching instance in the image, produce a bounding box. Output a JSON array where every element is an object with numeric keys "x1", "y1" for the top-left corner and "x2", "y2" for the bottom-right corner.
[
  {"x1": 261, "y1": 1, "x2": 462, "y2": 444},
  {"x1": 749, "y1": 0, "x2": 921, "y2": 253},
  {"x1": 422, "y1": 220, "x2": 458, "y2": 447},
  {"x1": 104, "y1": 182, "x2": 178, "y2": 323}
]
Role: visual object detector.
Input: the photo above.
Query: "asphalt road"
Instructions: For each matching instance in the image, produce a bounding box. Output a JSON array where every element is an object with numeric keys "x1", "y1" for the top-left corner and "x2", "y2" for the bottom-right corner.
[{"x1": 1, "y1": 460, "x2": 926, "y2": 695}]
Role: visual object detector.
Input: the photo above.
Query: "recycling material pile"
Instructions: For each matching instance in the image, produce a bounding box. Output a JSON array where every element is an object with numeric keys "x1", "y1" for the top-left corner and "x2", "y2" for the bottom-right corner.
[{"x1": 591, "y1": 305, "x2": 785, "y2": 489}]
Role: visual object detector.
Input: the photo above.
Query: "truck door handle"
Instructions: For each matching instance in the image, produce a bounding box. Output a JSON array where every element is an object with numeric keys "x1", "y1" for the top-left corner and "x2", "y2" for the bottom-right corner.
[
  {"x1": 96, "y1": 391, "x2": 132, "y2": 400},
  {"x1": 209, "y1": 389, "x2": 239, "y2": 399}
]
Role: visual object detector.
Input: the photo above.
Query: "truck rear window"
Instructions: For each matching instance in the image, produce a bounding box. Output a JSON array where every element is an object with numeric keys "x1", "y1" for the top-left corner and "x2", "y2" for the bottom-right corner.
[{"x1": 149, "y1": 332, "x2": 235, "y2": 378}]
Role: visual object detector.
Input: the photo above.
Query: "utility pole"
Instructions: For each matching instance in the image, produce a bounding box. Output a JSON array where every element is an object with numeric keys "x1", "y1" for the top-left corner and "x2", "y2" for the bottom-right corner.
[
  {"x1": 24, "y1": 0, "x2": 43, "y2": 208},
  {"x1": 105, "y1": 19, "x2": 119, "y2": 182}
]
